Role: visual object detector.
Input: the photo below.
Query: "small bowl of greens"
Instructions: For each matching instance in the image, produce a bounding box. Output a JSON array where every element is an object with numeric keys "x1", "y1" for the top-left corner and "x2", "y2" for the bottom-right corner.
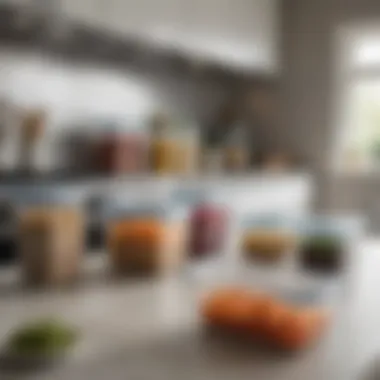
[{"x1": 1, "y1": 319, "x2": 79, "y2": 371}]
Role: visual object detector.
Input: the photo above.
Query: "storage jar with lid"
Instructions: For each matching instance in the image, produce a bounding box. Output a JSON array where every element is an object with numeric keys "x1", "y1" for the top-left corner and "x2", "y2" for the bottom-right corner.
[
  {"x1": 92, "y1": 123, "x2": 148, "y2": 175},
  {"x1": 297, "y1": 215, "x2": 364, "y2": 275},
  {"x1": 149, "y1": 119, "x2": 199, "y2": 175},
  {"x1": 17, "y1": 187, "x2": 85, "y2": 287},
  {"x1": 106, "y1": 200, "x2": 187, "y2": 275},
  {"x1": 241, "y1": 214, "x2": 297, "y2": 263},
  {"x1": 187, "y1": 195, "x2": 230, "y2": 260}
]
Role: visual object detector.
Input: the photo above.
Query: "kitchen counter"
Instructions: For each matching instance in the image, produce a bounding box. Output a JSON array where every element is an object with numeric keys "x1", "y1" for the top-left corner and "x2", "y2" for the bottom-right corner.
[{"x1": 0, "y1": 240, "x2": 379, "y2": 380}]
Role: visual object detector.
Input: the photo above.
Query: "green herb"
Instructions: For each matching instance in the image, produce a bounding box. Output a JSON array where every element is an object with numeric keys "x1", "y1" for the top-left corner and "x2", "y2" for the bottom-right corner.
[
  {"x1": 302, "y1": 235, "x2": 343, "y2": 251},
  {"x1": 7, "y1": 319, "x2": 78, "y2": 356}
]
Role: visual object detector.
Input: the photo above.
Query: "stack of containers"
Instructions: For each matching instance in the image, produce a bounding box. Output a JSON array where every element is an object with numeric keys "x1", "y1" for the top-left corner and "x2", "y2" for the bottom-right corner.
[{"x1": 192, "y1": 213, "x2": 365, "y2": 352}]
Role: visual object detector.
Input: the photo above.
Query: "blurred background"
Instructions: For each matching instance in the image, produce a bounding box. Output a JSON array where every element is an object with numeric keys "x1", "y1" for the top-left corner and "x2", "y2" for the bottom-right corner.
[{"x1": 0, "y1": 0, "x2": 380, "y2": 379}]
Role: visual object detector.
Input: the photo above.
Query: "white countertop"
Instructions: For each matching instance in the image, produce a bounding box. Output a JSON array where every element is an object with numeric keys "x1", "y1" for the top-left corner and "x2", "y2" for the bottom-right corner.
[{"x1": 0, "y1": 240, "x2": 379, "y2": 380}]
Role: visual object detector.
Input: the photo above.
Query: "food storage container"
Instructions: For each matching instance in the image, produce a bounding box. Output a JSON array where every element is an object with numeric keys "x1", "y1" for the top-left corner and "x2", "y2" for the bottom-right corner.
[
  {"x1": 297, "y1": 215, "x2": 364, "y2": 275},
  {"x1": 106, "y1": 201, "x2": 187, "y2": 275},
  {"x1": 149, "y1": 121, "x2": 199, "y2": 175},
  {"x1": 196, "y1": 259, "x2": 342, "y2": 352},
  {"x1": 91, "y1": 124, "x2": 148, "y2": 175},
  {"x1": 241, "y1": 214, "x2": 297, "y2": 263},
  {"x1": 17, "y1": 188, "x2": 85, "y2": 287},
  {"x1": 187, "y1": 197, "x2": 230, "y2": 260},
  {"x1": 201, "y1": 283, "x2": 335, "y2": 351}
]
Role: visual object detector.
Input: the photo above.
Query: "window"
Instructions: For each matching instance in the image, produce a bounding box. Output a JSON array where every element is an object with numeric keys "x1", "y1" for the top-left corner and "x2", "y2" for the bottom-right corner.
[{"x1": 337, "y1": 28, "x2": 380, "y2": 172}]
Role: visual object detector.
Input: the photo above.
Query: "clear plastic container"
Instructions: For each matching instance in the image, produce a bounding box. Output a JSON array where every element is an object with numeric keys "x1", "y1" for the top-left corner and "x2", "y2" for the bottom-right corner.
[
  {"x1": 150, "y1": 124, "x2": 199, "y2": 175},
  {"x1": 241, "y1": 214, "x2": 297, "y2": 263},
  {"x1": 17, "y1": 188, "x2": 85, "y2": 287},
  {"x1": 187, "y1": 196, "x2": 230, "y2": 260},
  {"x1": 106, "y1": 200, "x2": 188, "y2": 275},
  {"x1": 192, "y1": 256, "x2": 342, "y2": 352},
  {"x1": 296, "y1": 215, "x2": 365, "y2": 275}
]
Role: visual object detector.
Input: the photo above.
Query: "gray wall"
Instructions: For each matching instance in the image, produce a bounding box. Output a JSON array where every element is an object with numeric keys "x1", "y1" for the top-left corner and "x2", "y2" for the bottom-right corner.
[{"x1": 282, "y1": 0, "x2": 380, "y2": 230}]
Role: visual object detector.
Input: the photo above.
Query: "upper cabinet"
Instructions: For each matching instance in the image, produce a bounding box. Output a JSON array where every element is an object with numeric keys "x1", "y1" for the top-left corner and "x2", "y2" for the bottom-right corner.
[{"x1": 59, "y1": 0, "x2": 280, "y2": 74}]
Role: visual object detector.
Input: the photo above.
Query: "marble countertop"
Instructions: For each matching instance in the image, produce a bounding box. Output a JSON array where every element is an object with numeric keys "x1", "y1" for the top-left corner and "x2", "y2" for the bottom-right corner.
[{"x1": 0, "y1": 241, "x2": 378, "y2": 380}]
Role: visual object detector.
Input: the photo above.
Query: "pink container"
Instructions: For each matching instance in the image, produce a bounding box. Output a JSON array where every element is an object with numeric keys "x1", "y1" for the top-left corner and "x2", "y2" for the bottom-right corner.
[{"x1": 188, "y1": 202, "x2": 229, "y2": 258}]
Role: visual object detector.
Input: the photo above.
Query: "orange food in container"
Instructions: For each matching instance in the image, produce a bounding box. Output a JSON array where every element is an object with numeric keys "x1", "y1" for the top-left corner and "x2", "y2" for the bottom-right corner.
[
  {"x1": 200, "y1": 283, "x2": 334, "y2": 351},
  {"x1": 107, "y1": 202, "x2": 187, "y2": 275}
]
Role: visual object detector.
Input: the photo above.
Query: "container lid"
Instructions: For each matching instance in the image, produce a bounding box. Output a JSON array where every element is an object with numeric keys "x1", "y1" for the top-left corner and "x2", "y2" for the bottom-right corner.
[
  {"x1": 297, "y1": 214, "x2": 365, "y2": 239},
  {"x1": 105, "y1": 199, "x2": 187, "y2": 222},
  {"x1": 242, "y1": 213, "x2": 295, "y2": 230},
  {"x1": 85, "y1": 119, "x2": 147, "y2": 137},
  {"x1": 13, "y1": 187, "x2": 86, "y2": 209},
  {"x1": 189, "y1": 258, "x2": 343, "y2": 310},
  {"x1": 105, "y1": 201, "x2": 165, "y2": 220}
]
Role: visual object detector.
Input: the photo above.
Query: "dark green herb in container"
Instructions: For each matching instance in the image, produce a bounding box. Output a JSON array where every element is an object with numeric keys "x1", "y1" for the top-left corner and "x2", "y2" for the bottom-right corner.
[{"x1": 300, "y1": 235, "x2": 344, "y2": 274}]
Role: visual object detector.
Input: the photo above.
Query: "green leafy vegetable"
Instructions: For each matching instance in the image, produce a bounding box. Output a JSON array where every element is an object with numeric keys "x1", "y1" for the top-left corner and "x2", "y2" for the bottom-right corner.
[{"x1": 7, "y1": 319, "x2": 78, "y2": 356}]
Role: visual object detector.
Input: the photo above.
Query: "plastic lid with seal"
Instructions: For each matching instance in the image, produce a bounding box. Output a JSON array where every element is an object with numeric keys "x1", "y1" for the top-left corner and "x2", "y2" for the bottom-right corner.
[
  {"x1": 12, "y1": 186, "x2": 86, "y2": 210},
  {"x1": 242, "y1": 213, "x2": 297, "y2": 231},
  {"x1": 297, "y1": 214, "x2": 365, "y2": 240}
]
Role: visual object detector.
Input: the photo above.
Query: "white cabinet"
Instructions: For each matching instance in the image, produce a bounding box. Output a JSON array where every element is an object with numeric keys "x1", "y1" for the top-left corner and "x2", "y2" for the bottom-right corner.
[
  {"x1": 59, "y1": 0, "x2": 102, "y2": 27},
  {"x1": 110, "y1": 0, "x2": 185, "y2": 42},
  {"x1": 60, "y1": 0, "x2": 280, "y2": 73},
  {"x1": 179, "y1": 0, "x2": 280, "y2": 72}
]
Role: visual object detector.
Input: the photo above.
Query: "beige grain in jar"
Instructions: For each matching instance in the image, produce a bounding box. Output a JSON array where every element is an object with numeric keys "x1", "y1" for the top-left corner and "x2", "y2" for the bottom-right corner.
[{"x1": 20, "y1": 206, "x2": 84, "y2": 287}]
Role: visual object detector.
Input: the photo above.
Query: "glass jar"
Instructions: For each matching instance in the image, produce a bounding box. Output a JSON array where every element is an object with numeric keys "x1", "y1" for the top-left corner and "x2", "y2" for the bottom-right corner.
[
  {"x1": 150, "y1": 121, "x2": 199, "y2": 175},
  {"x1": 241, "y1": 214, "x2": 297, "y2": 263},
  {"x1": 17, "y1": 188, "x2": 85, "y2": 287},
  {"x1": 172, "y1": 127, "x2": 199, "y2": 175},
  {"x1": 106, "y1": 201, "x2": 187, "y2": 275},
  {"x1": 92, "y1": 124, "x2": 148, "y2": 175},
  {"x1": 150, "y1": 135, "x2": 178, "y2": 174}
]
